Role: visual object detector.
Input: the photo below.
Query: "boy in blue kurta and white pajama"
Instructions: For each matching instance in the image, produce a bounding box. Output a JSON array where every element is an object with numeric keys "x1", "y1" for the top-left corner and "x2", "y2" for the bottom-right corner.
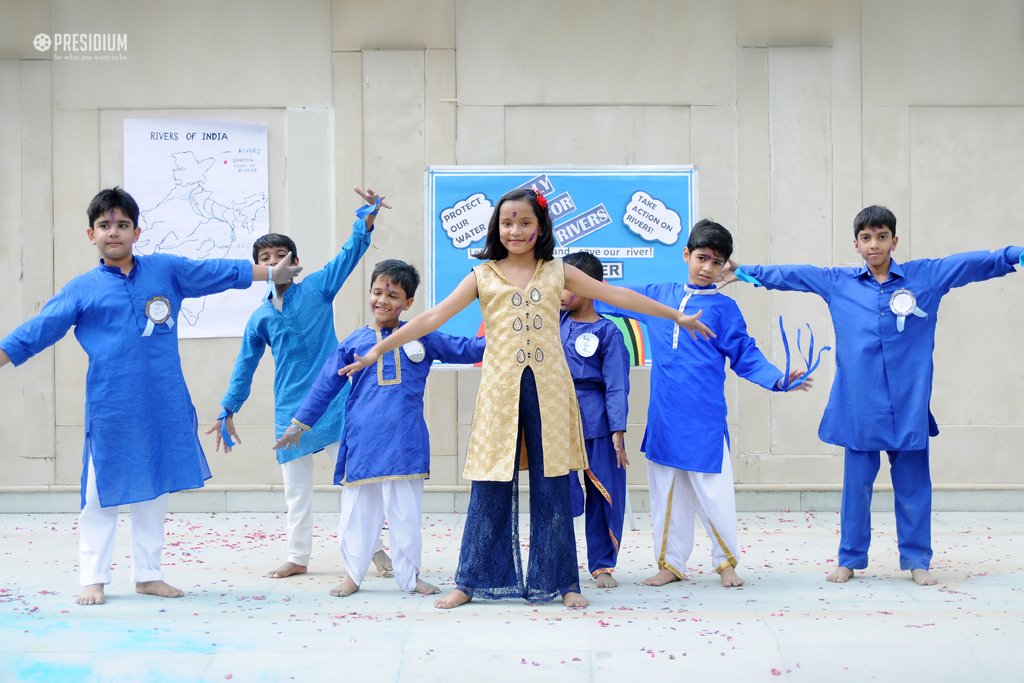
[
  {"x1": 276, "y1": 259, "x2": 485, "y2": 597},
  {"x1": 209, "y1": 188, "x2": 390, "y2": 580},
  {"x1": 730, "y1": 205, "x2": 1023, "y2": 585},
  {"x1": 559, "y1": 252, "x2": 632, "y2": 589},
  {"x1": 598, "y1": 220, "x2": 813, "y2": 588},
  {"x1": 0, "y1": 187, "x2": 301, "y2": 606}
]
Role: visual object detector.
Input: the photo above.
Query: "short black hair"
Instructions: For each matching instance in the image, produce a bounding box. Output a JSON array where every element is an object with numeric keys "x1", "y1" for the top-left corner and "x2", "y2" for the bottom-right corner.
[
  {"x1": 562, "y1": 251, "x2": 603, "y2": 281},
  {"x1": 251, "y1": 233, "x2": 298, "y2": 263},
  {"x1": 853, "y1": 205, "x2": 897, "y2": 237},
  {"x1": 87, "y1": 187, "x2": 140, "y2": 227},
  {"x1": 371, "y1": 259, "x2": 420, "y2": 298},
  {"x1": 475, "y1": 188, "x2": 556, "y2": 262},
  {"x1": 686, "y1": 219, "x2": 733, "y2": 260}
]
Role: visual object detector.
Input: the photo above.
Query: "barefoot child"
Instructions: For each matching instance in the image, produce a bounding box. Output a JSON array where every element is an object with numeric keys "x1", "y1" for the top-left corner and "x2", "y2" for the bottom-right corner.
[
  {"x1": 0, "y1": 187, "x2": 302, "y2": 605},
  {"x1": 276, "y1": 259, "x2": 485, "y2": 598},
  {"x1": 598, "y1": 220, "x2": 814, "y2": 588},
  {"x1": 728, "y1": 205, "x2": 1022, "y2": 585},
  {"x1": 560, "y1": 252, "x2": 631, "y2": 589},
  {"x1": 339, "y1": 188, "x2": 716, "y2": 610},
  {"x1": 208, "y1": 188, "x2": 392, "y2": 580}
]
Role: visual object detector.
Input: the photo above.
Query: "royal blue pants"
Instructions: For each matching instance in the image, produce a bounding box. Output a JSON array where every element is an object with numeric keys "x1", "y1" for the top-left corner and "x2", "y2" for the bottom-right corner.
[
  {"x1": 570, "y1": 435, "x2": 626, "y2": 577},
  {"x1": 839, "y1": 447, "x2": 932, "y2": 571},
  {"x1": 455, "y1": 367, "x2": 581, "y2": 602}
]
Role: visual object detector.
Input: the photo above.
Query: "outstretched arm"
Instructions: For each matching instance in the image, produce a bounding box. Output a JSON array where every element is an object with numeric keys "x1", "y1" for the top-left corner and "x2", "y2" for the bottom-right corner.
[
  {"x1": 564, "y1": 264, "x2": 714, "y2": 340},
  {"x1": 337, "y1": 271, "x2": 479, "y2": 376},
  {"x1": 0, "y1": 349, "x2": 9, "y2": 369}
]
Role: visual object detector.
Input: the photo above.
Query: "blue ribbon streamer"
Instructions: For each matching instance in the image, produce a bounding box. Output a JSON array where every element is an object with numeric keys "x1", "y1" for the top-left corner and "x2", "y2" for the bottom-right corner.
[
  {"x1": 778, "y1": 316, "x2": 831, "y2": 391},
  {"x1": 217, "y1": 409, "x2": 235, "y2": 448},
  {"x1": 735, "y1": 268, "x2": 762, "y2": 287},
  {"x1": 355, "y1": 198, "x2": 382, "y2": 219}
]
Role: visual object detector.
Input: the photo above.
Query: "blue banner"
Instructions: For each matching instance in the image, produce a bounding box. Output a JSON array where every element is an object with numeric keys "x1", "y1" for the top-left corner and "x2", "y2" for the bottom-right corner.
[{"x1": 426, "y1": 166, "x2": 698, "y2": 358}]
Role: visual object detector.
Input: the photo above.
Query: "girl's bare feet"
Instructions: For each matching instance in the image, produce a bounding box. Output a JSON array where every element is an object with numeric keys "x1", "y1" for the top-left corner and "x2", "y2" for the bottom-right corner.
[
  {"x1": 911, "y1": 569, "x2": 937, "y2": 586},
  {"x1": 414, "y1": 579, "x2": 440, "y2": 595},
  {"x1": 372, "y1": 549, "x2": 394, "y2": 577},
  {"x1": 329, "y1": 576, "x2": 360, "y2": 597},
  {"x1": 434, "y1": 589, "x2": 472, "y2": 609},
  {"x1": 562, "y1": 591, "x2": 589, "y2": 609},
  {"x1": 76, "y1": 584, "x2": 105, "y2": 606},
  {"x1": 136, "y1": 580, "x2": 184, "y2": 598},
  {"x1": 718, "y1": 566, "x2": 744, "y2": 587},
  {"x1": 595, "y1": 573, "x2": 618, "y2": 588},
  {"x1": 642, "y1": 568, "x2": 682, "y2": 586},
  {"x1": 826, "y1": 566, "x2": 855, "y2": 583},
  {"x1": 267, "y1": 561, "x2": 307, "y2": 579}
]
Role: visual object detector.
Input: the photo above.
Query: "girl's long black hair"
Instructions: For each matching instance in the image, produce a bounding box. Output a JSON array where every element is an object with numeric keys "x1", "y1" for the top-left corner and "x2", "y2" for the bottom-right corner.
[{"x1": 474, "y1": 188, "x2": 556, "y2": 261}]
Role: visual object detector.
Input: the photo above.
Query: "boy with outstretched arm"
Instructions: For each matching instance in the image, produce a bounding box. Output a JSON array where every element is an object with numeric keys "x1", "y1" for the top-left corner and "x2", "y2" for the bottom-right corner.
[
  {"x1": 275, "y1": 260, "x2": 485, "y2": 598},
  {"x1": 560, "y1": 251, "x2": 631, "y2": 588},
  {"x1": 726, "y1": 205, "x2": 1022, "y2": 585},
  {"x1": 0, "y1": 186, "x2": 301, "y2": 605},
  {"x1": 597, "y1": 220, "x2": 813, "y2": 588},
  {"x1": 207, "y1": 187, "x2": 392, "y2": 580}
]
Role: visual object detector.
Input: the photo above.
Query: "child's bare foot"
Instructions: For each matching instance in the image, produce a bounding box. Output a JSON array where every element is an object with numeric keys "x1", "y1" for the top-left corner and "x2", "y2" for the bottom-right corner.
[
  {"x1": 911, "y1": 569, "x2": 937, "y2": 586},
  {"x1": 718, "y1": 566, "x2": 744, "y2": 587},
  {"x1": 76, "y1": 584, "x2": 105, "y2": 605},
  {"x1": 595, "y1": 573, "x2": 618, "y2": 588},
  {"x1": 329, "y1": 576, "x2": 360, "y2": 597},
  {"x1": 415, "y1": 579, "x2": 440, "y2": 595},
  {"x1": 372, "y1": 549, "x2": 394, "y2": 577},
  {"x1": 562, "y1": 591, "x2": 589, "y2": 609},
  {"x1": 434, "y1": 589, "x2": 472, "y2": 609},
  {"x1": 135, "y1": 580, "x2": 184, "y2": 598},
  {"x1": 267, "y1": 561, "x2": 307, "y2": 579},
  {"x1": 642, "y1": 568, "x2": 681, "y2": 586},
  {"x1": 826, "y1": 566, "x2": 855, "y2": 583}
]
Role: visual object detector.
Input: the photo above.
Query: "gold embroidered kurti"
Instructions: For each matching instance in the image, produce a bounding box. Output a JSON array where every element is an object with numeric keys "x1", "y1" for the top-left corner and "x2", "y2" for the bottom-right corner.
[{"x1": 463, "y1": 258, "x2": 587, "y2": 481}]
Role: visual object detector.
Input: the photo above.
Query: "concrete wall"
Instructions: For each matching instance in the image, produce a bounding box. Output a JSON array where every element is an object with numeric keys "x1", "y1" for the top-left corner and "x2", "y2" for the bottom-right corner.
[{"x1": 1, "y1": 0, "x2": 1022, "y2": 503}]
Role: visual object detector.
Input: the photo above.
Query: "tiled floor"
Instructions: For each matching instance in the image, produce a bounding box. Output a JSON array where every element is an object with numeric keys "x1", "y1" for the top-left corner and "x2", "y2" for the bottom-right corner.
[{"x1": 1, "y1": 510, "x2": 1021, "y2": 682}]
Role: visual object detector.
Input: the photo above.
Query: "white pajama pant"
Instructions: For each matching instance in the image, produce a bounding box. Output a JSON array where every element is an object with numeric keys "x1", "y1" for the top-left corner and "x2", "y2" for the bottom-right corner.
[
  {"x1": 79, "y1": 453, "x2": 167, "y2": 586},
  {"x1": 648, "y1": 438, "x2": 739, "y2": 577},
  {"x1": 339, "y1": 478, "x2": 424, "y2": 592},
  {"x1": 280, "y1": 446, "x2": 331, "y2": 567}
]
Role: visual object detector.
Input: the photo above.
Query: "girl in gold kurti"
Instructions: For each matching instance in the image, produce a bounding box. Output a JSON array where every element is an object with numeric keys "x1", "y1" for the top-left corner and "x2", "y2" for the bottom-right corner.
[{"x1": 340, "y1": 188, "x2": 714, "y2": 609}]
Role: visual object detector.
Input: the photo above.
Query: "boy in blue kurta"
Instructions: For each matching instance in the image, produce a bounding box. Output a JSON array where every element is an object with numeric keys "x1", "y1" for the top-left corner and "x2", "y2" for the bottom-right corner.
[
  {"x1": 0, "y1": 187, "x2": 301, "y2": 606},
  {"x1": 560, "y1": 252, "x2": 631, "y2": 589},
  {"x1": 598, "y1": 220, "x2": 812, "y2": 588},
  {"x1": 729, "y1": 205, "x2": 1023, "y2": 585},
  {"x1": 275, "y1": 259, "x2": 485, "y2": 598},
  {"x1": 208, "y1": 188, "x2": 391, "y2": 580}
]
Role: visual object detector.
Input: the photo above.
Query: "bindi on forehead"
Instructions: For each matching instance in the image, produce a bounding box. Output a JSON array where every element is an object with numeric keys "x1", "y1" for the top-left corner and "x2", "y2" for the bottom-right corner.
[{"x1": 512, "y1": 211, "x2": 517, "y2": 217}]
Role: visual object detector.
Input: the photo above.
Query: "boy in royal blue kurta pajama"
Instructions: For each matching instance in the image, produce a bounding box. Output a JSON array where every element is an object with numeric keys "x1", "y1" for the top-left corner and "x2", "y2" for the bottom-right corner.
[
  {"x1": 731, "y1": 205, "x2": 1023, "y2": 585},
  {"x1": 598, "y1": 220, "x2": 814, "y2": 588},
  {"x1": 0, "y1": 187, "x2": 301, "y2": 605},
  {"x1": 559, "y1": 252, "x2": 631, "y2": 588},
  {"x1": 209, "y1": 189, "x2": 388, "y2": 580},
  {"x1": 276, "y1": 259, "x2": 485, "y2": 598}
]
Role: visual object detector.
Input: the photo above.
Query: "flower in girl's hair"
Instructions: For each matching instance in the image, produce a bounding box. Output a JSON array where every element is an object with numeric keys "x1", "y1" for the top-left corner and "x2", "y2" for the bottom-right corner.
[{"x1": 535, "y1": 191, "x2": 548, "y2": 209}]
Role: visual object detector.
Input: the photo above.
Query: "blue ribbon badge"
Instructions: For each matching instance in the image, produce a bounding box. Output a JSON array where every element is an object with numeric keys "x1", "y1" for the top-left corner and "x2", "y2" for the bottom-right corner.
[
  {"x1": 889, "y1": 288, "x2": 927, "y2": 333},
  {"x1": 778, "y1": 316, "x2": 831, "y2": 391},
  {"x1": 142, "y1": 296, "x2": 174, "y2": 337}
]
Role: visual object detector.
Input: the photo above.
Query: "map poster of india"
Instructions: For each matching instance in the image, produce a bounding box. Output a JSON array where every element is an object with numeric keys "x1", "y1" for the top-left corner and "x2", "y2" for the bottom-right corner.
[{"x1": 123, "y1": 119, "x2": 270, "y2": 338}]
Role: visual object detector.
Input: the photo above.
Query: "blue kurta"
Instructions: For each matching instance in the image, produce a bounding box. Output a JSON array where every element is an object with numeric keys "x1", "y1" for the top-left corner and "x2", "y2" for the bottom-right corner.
[
  {"x1": 220, "y1": 218, "x2": 372, "y2": 464},
  {"x1": 559, "y1": 312, "x2": 629, "y2": 439},
  {"x1": 0, "y1": 253, "x2": 253, "y2": 507},
  {"x1": 597, "y1": 283, "x2": 784, "y2": 473},
  {"x1": 293, "y1": 324, "x2": 485, "y2": 485},
  {"x1": 742, "y1": 247, "x2": 1022, "y2": 451}
]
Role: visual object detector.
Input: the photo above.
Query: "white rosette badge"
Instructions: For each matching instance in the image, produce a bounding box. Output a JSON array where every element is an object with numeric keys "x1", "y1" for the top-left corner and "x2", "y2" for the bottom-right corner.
[{"x1": 142, "y1": 296, "x2": 174, "y2": 337}]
